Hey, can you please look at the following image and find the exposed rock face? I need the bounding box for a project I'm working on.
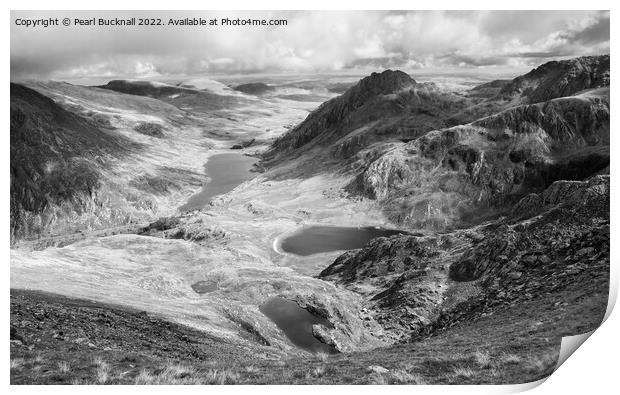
[138,214,229,244]
[451,55,610,124]
[10,83,134,241]
[448,176,609,285]
[262,56,609,231]
[306,56,610,343]
[497,55,610,104]
[321,173,609,342]
[267,69,415,154]
[231,138,256,150]
[291,293,386,352]
[320,236,439,286]
[263,70,468,169]
[355,85,609,230]
[510,174,609,221]
[319,233,463,342]
[264,56,609,174]
[134,122,164,137]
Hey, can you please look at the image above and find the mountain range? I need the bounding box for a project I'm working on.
[10,54,610,384]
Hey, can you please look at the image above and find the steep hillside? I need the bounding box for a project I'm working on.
[321,174,609,342]
[451,55,610,123]
[263,55,610,180]
[496,55,610,104]
[355,89,609,229]
[262,70,469,172]
[10,83,136,241]
[262,56,609,230]
[10,175,608,384]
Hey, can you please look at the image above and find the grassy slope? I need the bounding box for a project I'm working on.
[11,248,607,385]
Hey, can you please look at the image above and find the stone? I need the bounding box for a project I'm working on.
[577,247,595,257]
[539,255,551,264]
[507,272,522,280]
[367,365,389,374]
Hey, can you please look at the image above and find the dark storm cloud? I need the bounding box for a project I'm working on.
[10,10,610,81]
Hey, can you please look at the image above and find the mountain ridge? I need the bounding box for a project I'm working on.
[264,54,610,230]
[263,70,466,171]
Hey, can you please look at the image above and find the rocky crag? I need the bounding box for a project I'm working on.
[264,55,609,231]
[262,70,470,174]
[320,175,609,342]
[264,54,610,346]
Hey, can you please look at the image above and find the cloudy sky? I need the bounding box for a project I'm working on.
[11,10,610,81]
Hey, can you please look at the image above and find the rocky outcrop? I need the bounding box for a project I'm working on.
[263,71,468,169]
[138,214,229,244]
[320,236,438,287]
[291,294,386,352]
[512,175,609,219]
[231,138,256,150]
[266,70,415,153]
[496,55,610,104]
[316,60,610,337]
[320,171,609,343]
[355,89,609,230]
[319,233,465,342]
[134,122,164,137]
[450,175,609,282]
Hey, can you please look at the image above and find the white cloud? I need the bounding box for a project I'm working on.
[10,10,609,81]
[353,35,387,59]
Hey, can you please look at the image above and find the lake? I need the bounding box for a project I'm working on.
[179,153,257,211]
[259,297,338,354]
[279,225,408,256]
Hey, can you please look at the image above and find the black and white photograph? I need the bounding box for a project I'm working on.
[8,4,614,388]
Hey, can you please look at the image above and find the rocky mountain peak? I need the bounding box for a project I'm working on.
[498,54,609,103]
[350,69,416,97]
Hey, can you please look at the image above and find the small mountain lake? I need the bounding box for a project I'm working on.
[278,225,408,256]
[179,153,257,211]
[259,297,338,354]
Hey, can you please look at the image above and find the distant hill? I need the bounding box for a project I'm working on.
[97,79,255,113]
[97,80,196,98]
[233,82,276,95]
